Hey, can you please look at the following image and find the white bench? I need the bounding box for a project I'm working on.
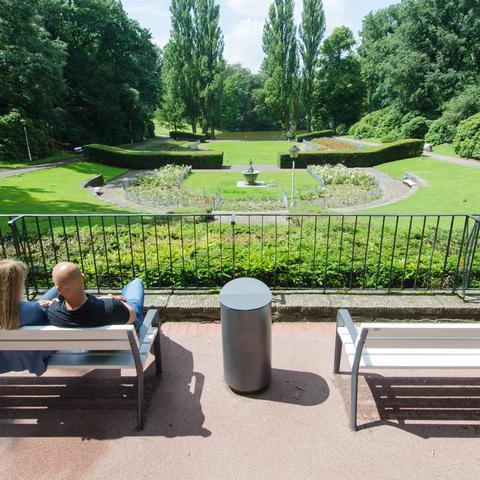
[0,309,161,430]
[333,309,480,431]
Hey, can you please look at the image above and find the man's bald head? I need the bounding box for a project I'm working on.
[52,262,85,297]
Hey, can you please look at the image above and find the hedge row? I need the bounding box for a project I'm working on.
[278,139,424,168]
[169,131,208,142]
[83,144,223,169]
[296,130,333,142]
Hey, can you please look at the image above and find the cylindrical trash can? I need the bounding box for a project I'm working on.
[220,277,272,393]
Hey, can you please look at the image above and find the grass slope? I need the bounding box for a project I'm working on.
[0,162,128,216]
[432,143,460,158]
[0,151,77,169]
[369,157,480,214]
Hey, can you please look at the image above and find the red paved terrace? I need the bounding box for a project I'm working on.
[1,322,479,480]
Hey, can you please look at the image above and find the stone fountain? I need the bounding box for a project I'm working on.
[237,160,268,188]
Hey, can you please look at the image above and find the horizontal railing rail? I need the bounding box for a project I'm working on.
[1,213,479,296]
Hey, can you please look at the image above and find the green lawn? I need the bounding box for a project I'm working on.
[369,157,480,214]
[201,140,300,165]
[0,162,128,216]
[0,151,77,169]
[183,171,318,200]
[432,143,460,158]
[214,131,306,141]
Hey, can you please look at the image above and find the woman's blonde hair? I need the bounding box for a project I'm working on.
[0,259,27,330]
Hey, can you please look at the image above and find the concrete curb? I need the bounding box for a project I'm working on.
[141,293,480,322]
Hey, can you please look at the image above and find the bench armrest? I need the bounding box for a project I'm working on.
[142,309,160,331]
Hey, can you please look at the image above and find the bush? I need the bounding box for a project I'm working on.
[426,85,480,146]
[278,139,424,168]
[401,116,430,139]
[169,131,208,142]
[349,108,403,140]
[0,109,54,161]
[83,144,223,169]
[453,113,480,159]
[296,130,333,142]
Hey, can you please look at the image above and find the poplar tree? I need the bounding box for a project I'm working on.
[299,0,325,131]
[262,0,298,132]
[194,0,225,136]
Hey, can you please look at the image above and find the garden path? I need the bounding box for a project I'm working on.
[0,157,81,180]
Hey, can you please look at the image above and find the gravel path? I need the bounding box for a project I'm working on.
[0,157,81,180]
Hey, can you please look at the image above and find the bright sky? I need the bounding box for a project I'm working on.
[122,0,398,72]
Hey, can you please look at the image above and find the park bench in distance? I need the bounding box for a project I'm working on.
[334,309,480,431]
[0,309,161,430]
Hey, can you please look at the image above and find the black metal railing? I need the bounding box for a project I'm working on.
[1,213,479,296]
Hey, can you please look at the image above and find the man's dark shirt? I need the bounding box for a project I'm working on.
[47,294,129,328]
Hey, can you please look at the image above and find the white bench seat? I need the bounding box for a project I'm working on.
[0,309,162,429]
[334,309,480,430]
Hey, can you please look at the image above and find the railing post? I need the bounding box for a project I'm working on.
[462,215,480,298]
[231,213,236,279]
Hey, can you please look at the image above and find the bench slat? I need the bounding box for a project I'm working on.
[0,339,132,351]
[48,351,148,369]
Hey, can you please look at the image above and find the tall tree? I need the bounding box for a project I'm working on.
[262,0,298,132]
[299,0,325,132]
[0,0,66,159]
[168,0,199,132]
[316,26,365,132]
[193,0,225,136]
[39,0,161,145]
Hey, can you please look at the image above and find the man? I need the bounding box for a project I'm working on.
[46,262,144,331]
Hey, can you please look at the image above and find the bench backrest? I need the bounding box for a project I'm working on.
[362,323,480,350]
[0,325,138,351]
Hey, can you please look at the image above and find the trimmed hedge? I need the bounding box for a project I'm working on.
[296,130,333,142]
[83,144,223,169]
[169,131,208,142]
[278,139,424,168]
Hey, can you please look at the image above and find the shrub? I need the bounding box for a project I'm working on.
[400,116,430,139]
[83,144,223,169]
[169,131,208,142]
[426,85,480,145]
[0,109,54,161]
[278,139,424,168]
[453,113,480,159]
[296,130,333,142]
[349,108,403,140]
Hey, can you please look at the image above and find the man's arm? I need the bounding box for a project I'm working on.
[122,301,137,325]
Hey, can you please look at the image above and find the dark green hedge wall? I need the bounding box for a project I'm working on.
[83,144,223,169]
[278,139,424,168]
[296,130,334,142]
[169,131,208,142]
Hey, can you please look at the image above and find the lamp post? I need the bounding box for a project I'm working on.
[289,145,300,207]
[20,119,32,162]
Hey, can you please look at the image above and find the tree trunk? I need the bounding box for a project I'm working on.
[191,115,197,133]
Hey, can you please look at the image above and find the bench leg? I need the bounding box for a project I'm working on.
[154,330,162,376]
[136,369,144,431]
[350,329,368,432]
[333,330,342,374]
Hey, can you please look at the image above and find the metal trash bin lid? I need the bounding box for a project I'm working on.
[220,277,272,311]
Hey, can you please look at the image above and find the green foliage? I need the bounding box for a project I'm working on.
[453,113,480,159]
[262,0,298,131]
[426,84,480,145]
[358,1,480,116]
[9,218,476,290]
[400,115,430,139]
[170,131,208,142]
[0,110,54,161]
[278,139,424,168]
[296,130,333,142]
[299,0,326,132]
[84,144,224,169]
[315,26,365,132]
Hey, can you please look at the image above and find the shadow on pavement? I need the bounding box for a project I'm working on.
[0,334,211,439]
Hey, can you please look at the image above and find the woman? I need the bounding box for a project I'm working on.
[0,259,58,375]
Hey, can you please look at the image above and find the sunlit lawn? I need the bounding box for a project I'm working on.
[369,157,480,214]
[432,143,460,158]
[0,151,77,169]
[0,162,128,216]
[200,140,300,165]
[183,170,318,200]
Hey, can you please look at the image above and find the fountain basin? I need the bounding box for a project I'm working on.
[242,170,260,185]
